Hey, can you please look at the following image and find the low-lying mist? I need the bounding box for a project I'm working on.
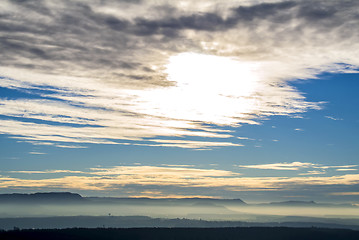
[1,202,358,221]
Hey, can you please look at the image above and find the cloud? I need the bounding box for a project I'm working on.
[160,164,196,167]
[1,0,359,148]
[336,169,358,171]
[1,165,359,195]
[136,139,243,149]
[129,192,215,199]
[237,136,255,140]
[8,170,84,174]
[238,162,316,170]
[325,116,343,121]
[54,144,88,149]
[29,151,46,155]
[294,128,304,131]
[88,165,239,178]
[299,170,326,176]
[237,136,249,140]
[315,165,358,170]
[238,162,358,172]
[330,192,359,196]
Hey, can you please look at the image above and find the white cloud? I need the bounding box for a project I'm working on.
[88,165,239,178]
[160,164,196,167]
[238,162,317,170]
[29,151,46,155]
[315,165,358,170]
[142,139,243,149]
[294,128,304,131]
[330,192,359,196]
[299,171,326,176]
[239,162,359,173]
[54,145,88,149]
[1,165,359,193]
[0,0,358,148]
[238,136,255,140]
[336,169,358,171]
[237,136,249,140]
[325,116,343,121]
[9,170,84,174]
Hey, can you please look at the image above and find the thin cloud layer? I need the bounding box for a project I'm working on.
[238,162,358,173]
[1,165,359,198]
[238,162,317,170]
[1,0,359,148]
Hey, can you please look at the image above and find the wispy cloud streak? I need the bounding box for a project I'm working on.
[238,162,358,175]
[1,165,359,194]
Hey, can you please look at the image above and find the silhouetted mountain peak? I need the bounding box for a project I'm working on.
[269,200,317,206]
[0,192,84,203]
[32,192,83,198]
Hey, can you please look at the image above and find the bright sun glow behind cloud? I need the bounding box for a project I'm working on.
[4,0,357,149]
[167,53,259,98]
[0,51,322,149]
[130,53,262,125]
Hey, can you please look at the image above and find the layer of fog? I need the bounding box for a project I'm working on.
[1,203,358,221]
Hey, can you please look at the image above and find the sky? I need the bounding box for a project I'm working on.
[0,0,359,203]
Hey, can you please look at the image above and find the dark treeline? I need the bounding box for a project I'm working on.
[1,216,359,230]
[1,227,359,240]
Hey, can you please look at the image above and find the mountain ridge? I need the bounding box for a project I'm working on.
[0,192,246,204]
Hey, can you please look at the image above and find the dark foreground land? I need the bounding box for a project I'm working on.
[1,227,359,240]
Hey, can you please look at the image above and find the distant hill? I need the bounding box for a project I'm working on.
[2,192,358,208]
[268,201,317,206]
[264,201,357,208]
[0,192,248,210]
[83,196,247,206]
[0,192,84,203]
[86,196,246,202]
[0,192,246,205]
